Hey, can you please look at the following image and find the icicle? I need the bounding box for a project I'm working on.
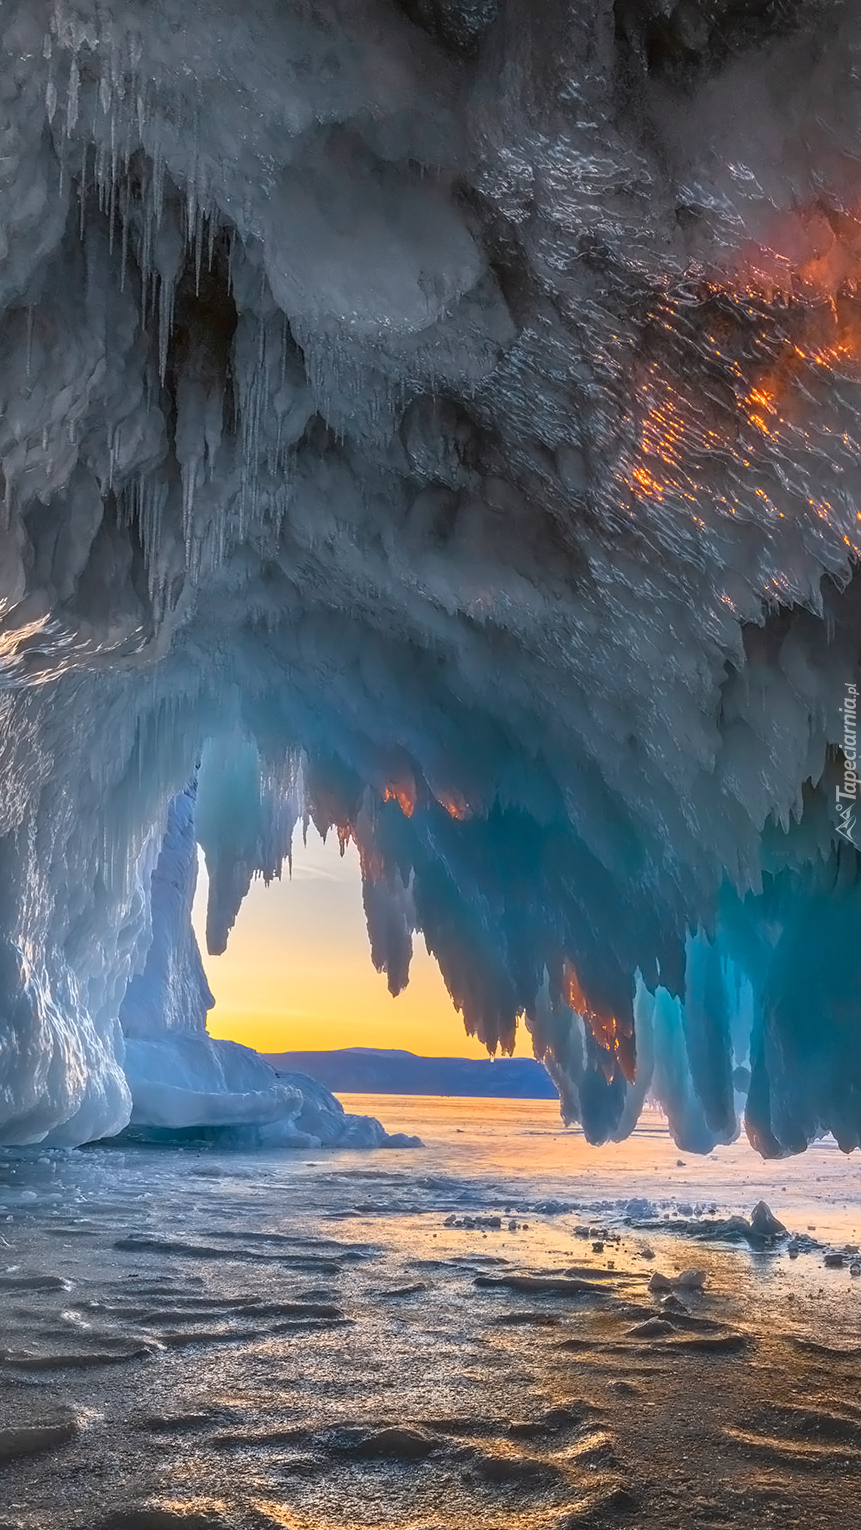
[120,165,131,293]
[65,55,79,135]
[158,272,175,385]
[107,106,118,255]
[78,138,89,241]
[139,176,154,325]
[194,209,205,296]
[154,146,166,231]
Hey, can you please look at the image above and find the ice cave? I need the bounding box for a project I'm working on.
[2,0,861,1160]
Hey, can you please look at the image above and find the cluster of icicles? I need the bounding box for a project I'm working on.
[0,0,860,1155]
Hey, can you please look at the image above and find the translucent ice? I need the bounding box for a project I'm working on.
[0,1,860,1153]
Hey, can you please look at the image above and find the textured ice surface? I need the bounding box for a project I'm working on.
[1,1103,861,1529]
[0,1,861,1151]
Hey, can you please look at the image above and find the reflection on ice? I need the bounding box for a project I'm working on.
[0,1101,860,1526]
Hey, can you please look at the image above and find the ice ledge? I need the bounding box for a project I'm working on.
[120,1031,422,1149]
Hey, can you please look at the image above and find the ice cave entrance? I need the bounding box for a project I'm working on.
[191,827,534,1064]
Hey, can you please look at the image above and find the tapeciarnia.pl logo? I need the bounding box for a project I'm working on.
[836,682,858,848]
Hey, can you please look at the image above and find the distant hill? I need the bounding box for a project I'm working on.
[264,1047,558,1100]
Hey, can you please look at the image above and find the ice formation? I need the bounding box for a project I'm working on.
[119,784,417,1146]
[1,0,861,1154]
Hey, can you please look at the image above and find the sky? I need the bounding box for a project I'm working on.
[191,827,534,1059]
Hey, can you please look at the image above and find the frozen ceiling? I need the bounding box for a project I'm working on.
[0,0,860,1154]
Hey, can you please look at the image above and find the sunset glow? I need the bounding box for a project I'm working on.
[193,828,535,1059]
[563,960,636,1085]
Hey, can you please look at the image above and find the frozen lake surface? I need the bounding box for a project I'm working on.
[1,1099,860,1529]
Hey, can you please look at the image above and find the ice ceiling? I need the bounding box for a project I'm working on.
[1,0,860,1155]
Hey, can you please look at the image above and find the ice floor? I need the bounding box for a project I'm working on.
[1,1100,860,1529]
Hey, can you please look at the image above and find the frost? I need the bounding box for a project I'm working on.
[0,1,860,1152]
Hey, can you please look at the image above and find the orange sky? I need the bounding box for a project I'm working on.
[192,828,534,1059]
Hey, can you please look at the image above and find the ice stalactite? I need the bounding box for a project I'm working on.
[120,785,214,1040]
[0,0,861,1152]
[120,779,419,1145]
[118,781,296,1135]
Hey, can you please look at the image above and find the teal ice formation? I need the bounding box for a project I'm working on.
[1,0,860,1155]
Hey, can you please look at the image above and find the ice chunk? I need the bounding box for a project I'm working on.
[749,1202,788,1240]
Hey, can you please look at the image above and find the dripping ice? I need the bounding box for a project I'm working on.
[0,0,860,1153]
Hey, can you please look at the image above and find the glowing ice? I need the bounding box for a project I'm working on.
[0,1,860,1153]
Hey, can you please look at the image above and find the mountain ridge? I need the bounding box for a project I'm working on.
[264,1046,558,1099]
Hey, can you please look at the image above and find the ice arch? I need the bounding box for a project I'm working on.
[1,0,861,1154]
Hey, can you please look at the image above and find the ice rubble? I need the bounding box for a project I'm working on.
[1,1,861,1153]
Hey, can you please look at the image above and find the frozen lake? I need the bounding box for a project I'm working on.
[1,1098,860,1529]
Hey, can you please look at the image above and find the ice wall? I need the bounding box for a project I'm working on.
[0,0,860,1153]
[118,779,415,1145]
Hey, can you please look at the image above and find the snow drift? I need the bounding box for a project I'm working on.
[1,0,861,1154]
